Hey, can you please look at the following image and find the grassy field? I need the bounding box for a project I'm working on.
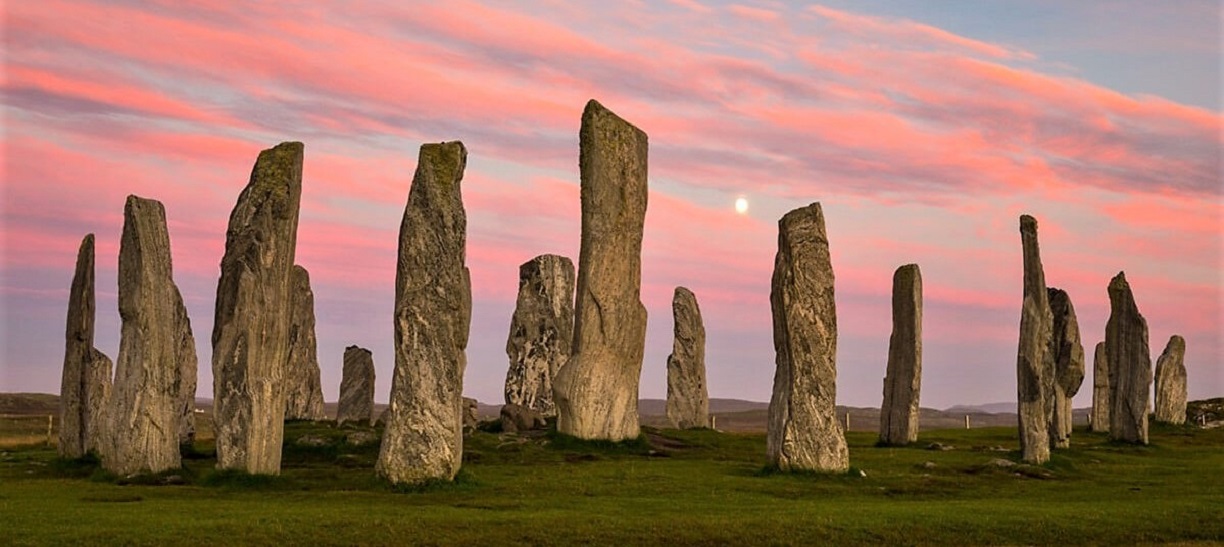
[2,418,1222,546]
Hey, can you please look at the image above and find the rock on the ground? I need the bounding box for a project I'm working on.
[212,142,303,475]
[58,234,113,459]
[766,203,849,472]
[554,100,649,442]
[1047,287,1085,449]
[285,265,326,421]
[337,346,375,425]
[462,397,479,430]
[879,264,922,446]
[1015,215,1054,464]
[1105,272,1151,444]
[504,254,575,417]
[376,141,471,484]
[1089,341,1109,432]
[501,403,547,433]
[1154,335,1187,425]
[667,287,709,429]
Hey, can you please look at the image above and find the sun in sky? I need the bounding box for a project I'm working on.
[734,197,749,215]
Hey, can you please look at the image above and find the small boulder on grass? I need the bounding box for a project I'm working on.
[501,403,546,433]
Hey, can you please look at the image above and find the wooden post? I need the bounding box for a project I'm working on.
[965,415,970,429]
[46,415,54,446]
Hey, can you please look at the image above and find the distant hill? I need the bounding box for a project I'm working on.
[945,402,1017,414]
[0,393,59,416]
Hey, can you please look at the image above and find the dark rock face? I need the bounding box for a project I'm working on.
[666,287,709,429]
[104,196,189,475]
[285,265,326,421]
[1154,335,1187,425]
[58,234,113,458]
[879,264,922,446]
[337,345,375,426]
[1047,288,1085,449]
[554,100,649,442]
[500,403,547,433]
[1089,341,1109,432]
[212,142,303,475]
[1106,272,1151,444]
[1015,215,1053,464]
[376,141,471,485]
[766,203,848,472]
[504,254,575,417]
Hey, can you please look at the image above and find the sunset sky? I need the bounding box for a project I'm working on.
[3,1,1220,409]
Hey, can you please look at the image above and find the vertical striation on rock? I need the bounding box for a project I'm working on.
[1046,288,1085,449]
[58,234,113,458]
[212,142,303,474]
[766,203,849,472]
[1154,335,1187,425]
[172,287,198,447]
[376,141,471,484]
[104,196,187,475]
[504,254,575,417]
[554,100,649,442]
[1089,341,1109,432]
[666,287,709,429]
[337,345,375,425]
[285,265,326,421]
[1015,215,1054,464]
[1106,272,1151,444]
[879,264,922,446]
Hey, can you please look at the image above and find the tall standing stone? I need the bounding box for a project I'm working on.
[58,234,113,458]
[172,288,198,447]
[1106,272,1151,444]
[103,196,187,475]
[879,263,922,446]
[553,100,649,442]
[1047,288,1085,449]
[666,287,709,429]
[1154,335,1187,425]
[285,265,326,421]
[1015,214,1054,464]
[766,203,849,472]
[504,254,575,417]
[1089,341,1109,432]
[337,346,375,425]
[212,142,303,474]
[376,141,471,484]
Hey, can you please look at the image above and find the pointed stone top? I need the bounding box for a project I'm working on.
[779,202,826,233]
[1019,214,1038,233]
[293,264,309,278]
[582,99,647,140]
[1165,334,1186,352]
[125,194,166,215]
[674,286,695,300]
[251,142,304,188]
[81,233,96,247]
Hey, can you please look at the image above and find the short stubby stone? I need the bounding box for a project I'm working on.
[376,141,471,485]
[554,100,649,442]
[285,265,326,421]
[462,397,479,430]
[766,203,849,472]
[1047,287,1085,449]
[1154,335,1187,425]
[501,403,547,433]
[1089,341,1109,432]
[1015,215,1054,464]
[879,264,922,446]
[1106,272,1151,444]
[504,254,575,417]
[666,287,709,429]
[337,345,375,425]
[212,142,303,475]
[58,234,113,459]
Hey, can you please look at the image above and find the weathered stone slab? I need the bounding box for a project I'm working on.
[58,234,113,458]
[1154,335,1187,425]
[1015,215,1053,464]
[554,100,649,442]
[172,287,198,447]
[1089,341,1109,432]
[501,403,547,433]
[666,287,709,429]
[1106,272,1151,444]
[879,263,922,446]
[337,345,375,426]
[1047,287,1085,449]
[285,265,326,421]
[504,254,575,417]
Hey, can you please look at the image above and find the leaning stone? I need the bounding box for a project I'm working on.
[1154,335,1187,425]
[284,265,326,421]
[1015,215,1053,464]
[879,264,922,446]
[1089,341,1109,432]
[212,142,303,474]
[666,287,709,429]
[1047,288,1085,449]
[766,203,849,472]
[376,141,471,484]
[501,403,547,433]
[504,254,575,417]
[172,287,198,448]
[554,100,649,442]
[1106,272,1151,444]
[337,346,375,426]
[58,234,113,459]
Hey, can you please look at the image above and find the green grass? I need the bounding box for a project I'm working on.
[2,420,1222,545]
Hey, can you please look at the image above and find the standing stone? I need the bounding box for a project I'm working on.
[58,234,113,458]
[766,203,849,472]
[285,265,326,421]
[1015,215,1054,464]
[376,141,471,484]
[212,142,303,474]
[1106,272,1151,444]
[337,346,375,425]
[1089,341,1109,432]
[553,100,649,442]
[504,254,575,417]
[462,397,479,430]
[879,264,922,446]
[172,288,198,447]
[103,196,187,475]
[666,287,709,429]
[1047,288,1085,448]
[1154,335,1187,425]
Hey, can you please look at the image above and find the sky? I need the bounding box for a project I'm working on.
[2,0,1220,410]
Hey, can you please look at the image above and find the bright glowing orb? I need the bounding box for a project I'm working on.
[734,197,749,214]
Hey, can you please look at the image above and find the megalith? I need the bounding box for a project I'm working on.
[172,287,198,447]
[337,345,375,425]
[1015,214,1054,464]
[666,286,709,429]
[212,142,303,474]
[1105,272,1151,444]
[1047,287,1085,448]
[1153,335,1187,425]
[504,254,575,417]
[58,234,113,458]
[766,203,849,472]
[376,141,471,484]
[879,263,922,446]
[1089,341,1109,432]
[553,100,649,442]
[285,265,326,421]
